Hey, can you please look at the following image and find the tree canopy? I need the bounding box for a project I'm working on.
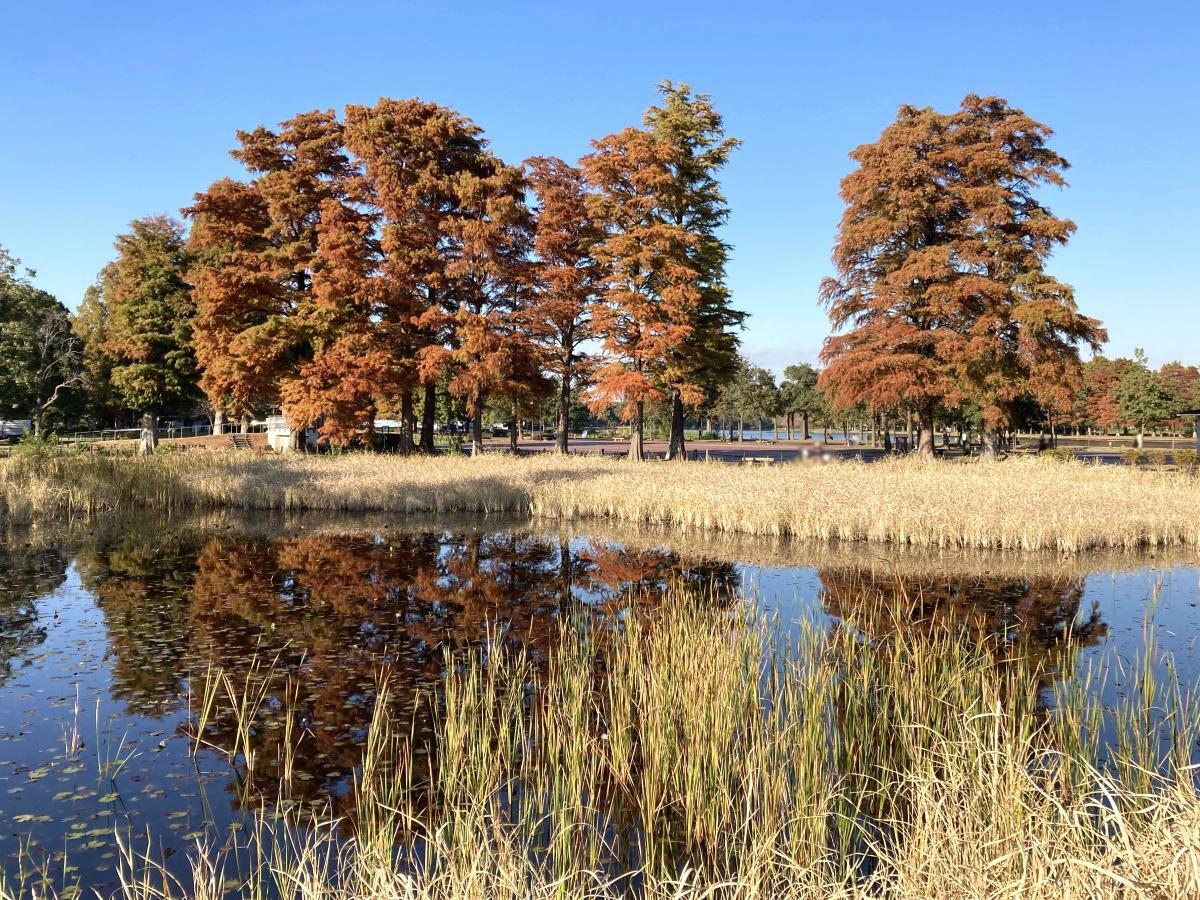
[819,95,1106,456]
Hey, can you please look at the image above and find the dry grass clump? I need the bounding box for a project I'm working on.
[3,450,1198,552]
[13,590,1195,900]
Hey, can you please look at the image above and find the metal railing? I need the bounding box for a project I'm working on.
[55,422,268,444]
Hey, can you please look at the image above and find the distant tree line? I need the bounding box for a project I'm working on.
[2,89,1193,457]
[707,354,1200,449]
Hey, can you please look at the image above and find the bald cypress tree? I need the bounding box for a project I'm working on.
[820,95,1105,457]
[583,81,742,461]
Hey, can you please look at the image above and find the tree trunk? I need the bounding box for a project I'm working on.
[737,416,744,442]
[420,382,436,453]
[557,374,570,454]
[667,390,686,460]
[213,410,226,436]
[917,402,935,458]
[400,390,415,454]
[801,411,810,441]
[139,412,158,456]
[628,401,645,461]
[981,430,1000,459]
[471,408,484,457]
[1136,424,1144,449]
[508,405,518,454]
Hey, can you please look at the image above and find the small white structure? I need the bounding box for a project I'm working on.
[266,415,293,452]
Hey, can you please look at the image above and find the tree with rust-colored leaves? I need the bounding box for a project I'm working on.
[820,95,1105,457]
[583,82,742,461]
[186,111,355,444]
[524,156,603,453]
[343,98,491,452]
[417,154,542,456]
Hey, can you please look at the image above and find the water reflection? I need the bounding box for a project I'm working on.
[820,568,1109,685]
[0,519,1174,893]
[0,545,63,683]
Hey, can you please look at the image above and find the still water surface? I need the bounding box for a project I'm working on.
[1,515,1197,894]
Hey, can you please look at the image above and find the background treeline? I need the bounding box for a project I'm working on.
[710,355,1200,448]
[2,87,1195,456]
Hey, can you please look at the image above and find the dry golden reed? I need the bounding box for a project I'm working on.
[6,589,1196,900]
[3,451,1198,552]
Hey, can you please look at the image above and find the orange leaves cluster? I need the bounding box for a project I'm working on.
[186,101,543,446]
[184,84,742,451]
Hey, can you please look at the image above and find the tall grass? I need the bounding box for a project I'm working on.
[4,451,1198,552]
[8,589,1186,900]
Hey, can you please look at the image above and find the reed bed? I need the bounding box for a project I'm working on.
[2,450,1198,552]
[7,589,1197,899]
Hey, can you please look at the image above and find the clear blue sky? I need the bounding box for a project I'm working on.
[2,1,1196,374]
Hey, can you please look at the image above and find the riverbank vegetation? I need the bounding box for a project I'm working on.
[3,451,1197,552]
[4,587,1196,899]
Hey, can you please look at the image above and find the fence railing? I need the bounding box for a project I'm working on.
[55,422,268,444]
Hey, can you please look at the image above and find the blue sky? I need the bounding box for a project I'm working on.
[2,1,1196,374]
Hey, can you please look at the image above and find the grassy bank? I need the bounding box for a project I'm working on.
[2,450,1198,552]
[6,589,1196,899]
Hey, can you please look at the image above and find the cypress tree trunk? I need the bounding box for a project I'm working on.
[981,430,1000,459]
[509,404,519,454]
[139,412,158,456]
[917,402,935,458]
[400,390,415,454]
[628,401,645,461]
[557,374,570,454]
[471,408,484,457]
[667,390,686,460]
[802,411,811,441]
[213,410,226,436]
[420,382,436,453]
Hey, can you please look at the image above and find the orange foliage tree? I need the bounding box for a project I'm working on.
[820,95,1106,457]
[342,98,492,452]
[524,156,603,453]
[186,111,356,443]
[582,82,742,460]
[417,154,544,455]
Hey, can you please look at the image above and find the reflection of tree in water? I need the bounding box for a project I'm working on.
[72,524,744,817]
[0,547,65,683]
[75,533,202,713]
[818,568,1109,691]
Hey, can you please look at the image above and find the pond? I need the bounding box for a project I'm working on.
[1,513,1197,895]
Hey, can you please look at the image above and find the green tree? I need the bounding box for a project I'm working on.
[100,217,200,453]
[1114,350,1174,448]
[71,273,118,425]
[779,363,823,440]
[715,358,778,441]
[0,247,82,433]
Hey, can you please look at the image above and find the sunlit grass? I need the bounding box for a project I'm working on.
[4,451,1197,553]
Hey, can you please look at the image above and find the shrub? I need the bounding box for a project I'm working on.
[1038,448,1074,462]
[1119,448,1144,465]
[1172,448,1197,469]
[1145,449,1168,466]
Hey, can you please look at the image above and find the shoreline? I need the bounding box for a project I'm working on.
[2,451,1198,554]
